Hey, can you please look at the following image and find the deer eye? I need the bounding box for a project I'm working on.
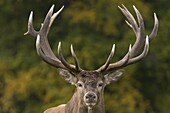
[98,82,104,87]
[77,82,84,88]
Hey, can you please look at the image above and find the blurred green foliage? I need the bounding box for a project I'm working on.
[0,0,169,113]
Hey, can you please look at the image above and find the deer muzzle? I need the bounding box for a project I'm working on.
[84,91,97,107]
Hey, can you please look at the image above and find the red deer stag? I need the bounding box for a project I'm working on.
[25,4,158,113]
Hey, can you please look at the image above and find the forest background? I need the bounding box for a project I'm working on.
[0,0,169,113]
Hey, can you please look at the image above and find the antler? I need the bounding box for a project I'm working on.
[97,5,158,73]
[25,5,82,73]
[25,4,158,74]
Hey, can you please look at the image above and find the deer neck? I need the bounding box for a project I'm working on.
[65,90,105,113]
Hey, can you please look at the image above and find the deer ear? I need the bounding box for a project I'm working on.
[58,69,77,85]
[104,69,125,85]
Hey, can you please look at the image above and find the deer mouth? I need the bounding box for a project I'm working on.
[85,102,96,107]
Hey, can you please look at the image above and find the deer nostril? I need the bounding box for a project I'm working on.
[86,94,96,99]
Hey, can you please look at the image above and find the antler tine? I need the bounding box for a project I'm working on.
[149,13,159,41]
[39,4,55,35]
[118,5,138,33]
[58,42,80,73]
[133,5,144,32]
[128,36,149,65]
[49,6,64,30]
[71,44,82,71]
[97,44,115,72]
[131,5,145,56]
[24,11,38,37]
[104,44,132,72]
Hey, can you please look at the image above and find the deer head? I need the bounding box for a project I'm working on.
[25,4,158,113]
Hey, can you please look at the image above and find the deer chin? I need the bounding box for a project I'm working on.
[85,102,96,108]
